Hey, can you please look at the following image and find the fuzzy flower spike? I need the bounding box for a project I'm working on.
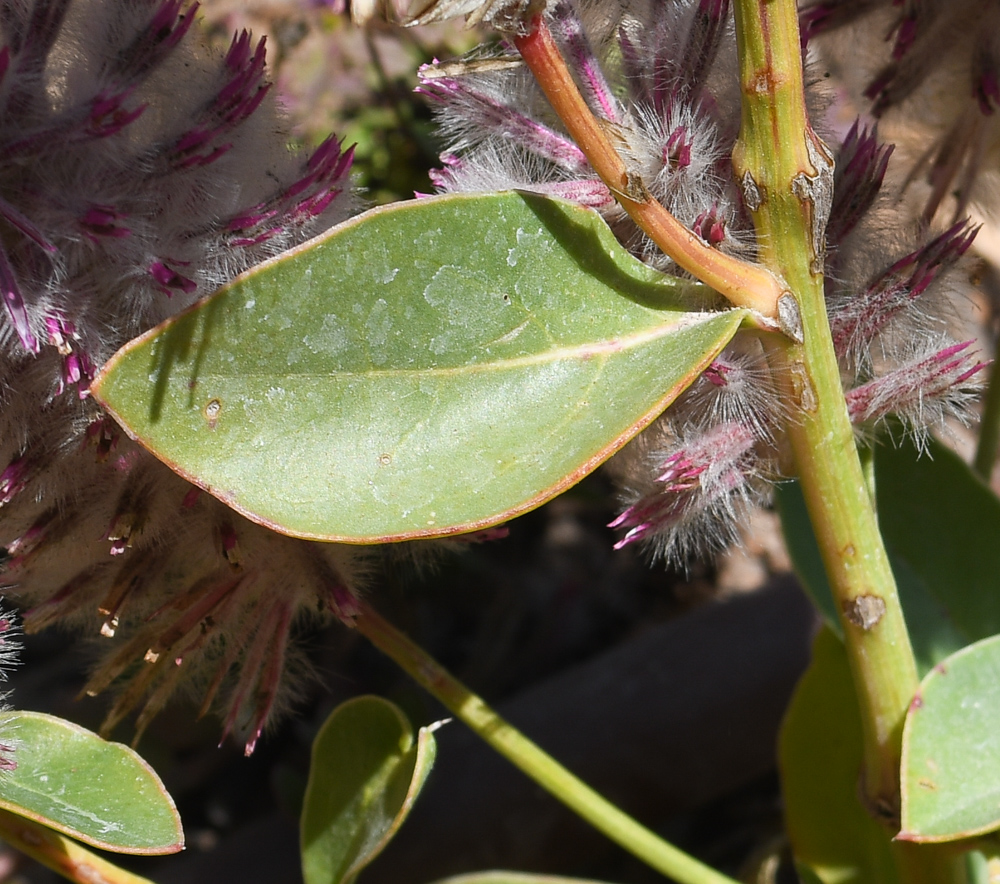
[800,0,1000,223]
[420,0,987,565]
[0,0,361,754]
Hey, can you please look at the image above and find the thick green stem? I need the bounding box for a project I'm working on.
[730,0,918,828]
[353,600,740,884]
[0,809,158,884]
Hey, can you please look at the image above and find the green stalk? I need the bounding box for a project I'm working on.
[730,0,965,879]
[353,600,740,884]
[730,0,918,821]
[0,809,158,884]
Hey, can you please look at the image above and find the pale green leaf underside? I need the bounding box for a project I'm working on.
[0,712,182,854]
[901,635,1000,842]
[93,191,744,542]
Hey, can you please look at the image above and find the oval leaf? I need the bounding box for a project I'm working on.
[900,634,1000,842]
[92,191,745,542]
[0,711,183,854]
[300,696,437,884]
[779,628,898,884]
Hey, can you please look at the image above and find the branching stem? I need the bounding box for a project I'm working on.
[513,18,786,319]
[354,599,740,884]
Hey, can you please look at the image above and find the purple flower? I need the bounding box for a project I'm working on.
[0,0,359,753]
[800,0,1000,223]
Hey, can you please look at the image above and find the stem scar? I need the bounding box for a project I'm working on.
[842,594,887,630]
[778,293,803,342]
[740,170,763,212]
[789,130,835,274]
[789,361,816,412]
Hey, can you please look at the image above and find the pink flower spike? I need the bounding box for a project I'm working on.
[114,0,198,80]
[417,69,590,173]
[680,0,732,99]
[831,221,977,356]
[610,422,757,562]
[890,11,918,61]
[550,1,620,123]
[45,314,76,352]
[664,126,693,170]
[241,603,292,756]
[88,89,146,138]
[149,261,197,295]
[702,360,731,387]
[846,340,988,435]
[0,455,33,507]
[693,205,726,246]
[0,195,56,253]
[80,205,131,240]
[973,35,1000,115]
[536,179,614,208]
[0,245,38,352]
[827,120,893,246]
[328,582,361,626]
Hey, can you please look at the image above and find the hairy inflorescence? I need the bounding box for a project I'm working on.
[800,0,1000,224]
[419,0,987,565]
[0,0,363,754]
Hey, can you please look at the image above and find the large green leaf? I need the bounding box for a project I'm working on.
[300,696,437,884]
[779,628,898,884]
[0,711,182,854]
[900,635,1000,842]
[92,192,745,542]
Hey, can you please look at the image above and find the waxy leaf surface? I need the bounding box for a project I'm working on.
[901,635,1000,841]
[92,192,744,541]
[300,696,437,884]
[0,712,182,853]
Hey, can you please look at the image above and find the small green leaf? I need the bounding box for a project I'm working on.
[300,696,437,884]
[92,192,745,542]
[965,852,992,884]
[876,437,1000,641]
[900,635,1000,842]
[779,628,898,884]
[0,711,182,854]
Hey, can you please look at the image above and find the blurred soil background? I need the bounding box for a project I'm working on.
[2,3,996,882]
